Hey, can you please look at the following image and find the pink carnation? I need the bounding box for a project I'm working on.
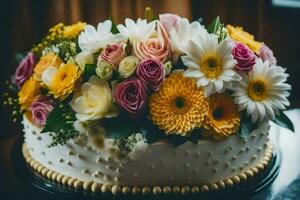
[136,58,165,91]
[232,43,256,72]
[14,52,36,86]
[100,43,126,69]
[159,13,181,33]
[259,43,277,66]
[30,96,54,126]
[114,78,148,117]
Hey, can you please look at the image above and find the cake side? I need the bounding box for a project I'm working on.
[24,115,271,188]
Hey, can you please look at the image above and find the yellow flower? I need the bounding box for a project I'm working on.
[203,94,240,140]
[18,77,40,110]
[63,22,86,39]
[70,76,118,122]
[33,53,63,82]
[48,63,81,100]
[226,25,262,54]
[150,72,208,136]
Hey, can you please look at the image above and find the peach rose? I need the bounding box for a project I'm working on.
[132,22,171,63]
[99,43,126,70]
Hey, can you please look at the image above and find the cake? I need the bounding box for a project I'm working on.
[6,9,294,196]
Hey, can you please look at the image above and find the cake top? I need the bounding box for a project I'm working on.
[5,8,294,150]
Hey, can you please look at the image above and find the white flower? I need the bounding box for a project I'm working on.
[169,18,208,56]
[75,51,94,71]
[182,34,240,96]
[70,76,118,122]
[232,59,291,122]
[117,18,156,43]
[41,66,58,87]
[78,20,126,53]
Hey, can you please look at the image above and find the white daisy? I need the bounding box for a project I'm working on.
[182,34,240,96]
[169,18,208,56]
[78,20,126,53]
[117,18,156,43]
[232,58,291,122]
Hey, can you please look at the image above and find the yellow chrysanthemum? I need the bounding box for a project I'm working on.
[63,22,86,39]
[49,63,81,100]
[226,25,262,54]
[150,72,208,136]
[33,53,63,82]
[203,94,240,140]
[18,77,40,110]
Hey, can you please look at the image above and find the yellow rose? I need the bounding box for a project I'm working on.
[70,76,118,122]
[63,22,86,39]
[18,77,40,110]
[42,63,81,100]
[33,53,63,81]
[226,25,262,54]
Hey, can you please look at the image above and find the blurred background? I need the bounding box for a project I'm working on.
[0,0,299,199]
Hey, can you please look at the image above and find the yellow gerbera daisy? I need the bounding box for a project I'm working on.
[63,22,86,39]
[203,94,240,140]
[226,25,262,54]
[45,63,81,100]
[150,72,208,136]
[33,53,63,82]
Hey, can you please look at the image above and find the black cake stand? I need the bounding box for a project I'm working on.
[11,136,281,200]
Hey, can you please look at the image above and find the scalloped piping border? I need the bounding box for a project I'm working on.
[22,142,273,195]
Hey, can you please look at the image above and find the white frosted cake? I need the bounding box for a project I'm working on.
[23,115,273,194]
[7,9,293,196]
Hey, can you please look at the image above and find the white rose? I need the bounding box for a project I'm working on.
[118,56,139,78]
[75,51,94,71]
[70,76,118,121]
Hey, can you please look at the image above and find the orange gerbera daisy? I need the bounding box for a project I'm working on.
[203,93,240,140]
[150,72,208,136]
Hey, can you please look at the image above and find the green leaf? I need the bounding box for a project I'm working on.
[104,114,138,140]
[83,63,96,81]
[207,16,220,34]
[139,119,166,143]
[273,111,294,132]
[42,103,78,146]
[238,114,257,138]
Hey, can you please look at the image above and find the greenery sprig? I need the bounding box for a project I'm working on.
[42,102,79,147]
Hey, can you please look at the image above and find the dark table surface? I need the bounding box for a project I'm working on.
[0,109,299,200]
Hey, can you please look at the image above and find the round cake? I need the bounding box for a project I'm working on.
[6,9,293,196]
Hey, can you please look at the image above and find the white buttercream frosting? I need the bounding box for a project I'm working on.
[23,115,270,186]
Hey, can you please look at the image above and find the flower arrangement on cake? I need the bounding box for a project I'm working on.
[4,8,295,195]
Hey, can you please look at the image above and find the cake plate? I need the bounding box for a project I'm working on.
[12,136,281,200]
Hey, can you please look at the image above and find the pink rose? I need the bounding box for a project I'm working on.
[114,78,148,117]
[100,43,126,69]
[159,13,181,33]
[136,58,164,91]
[14,52,36,86]
[30,96,54,126]
[133,22,171,63]
[259,43,277,66]
[232,43,256,72]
